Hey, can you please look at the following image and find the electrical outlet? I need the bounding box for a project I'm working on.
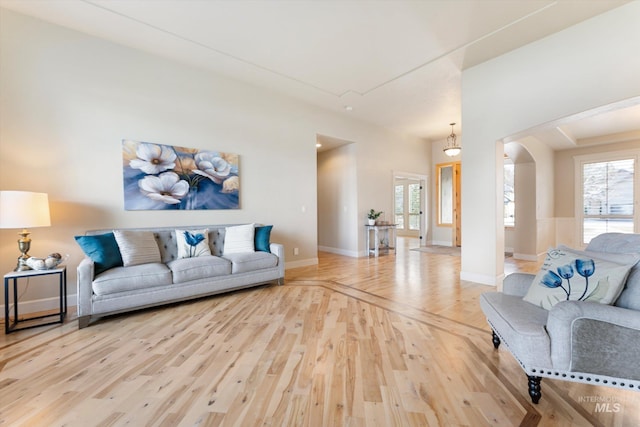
[294,247,299,256]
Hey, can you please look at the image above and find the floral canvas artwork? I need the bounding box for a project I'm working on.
[122,140,239,210]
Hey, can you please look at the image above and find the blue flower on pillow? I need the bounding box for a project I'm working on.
[576,259,596,300]
[541,270,569,299]
[556,264,574,298]
[542,258,596,302]
[184,231,205,257]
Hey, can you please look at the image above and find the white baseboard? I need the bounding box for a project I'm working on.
[513,253,541,261]
[318,246,359,258]
[460,271,503,287]
[1,294,78,316]
[285,258,319,269]
[431,240,453,247]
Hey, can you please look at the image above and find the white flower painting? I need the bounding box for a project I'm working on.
[122,140,239,210]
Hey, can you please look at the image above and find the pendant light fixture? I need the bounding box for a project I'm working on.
[443,122,461,157]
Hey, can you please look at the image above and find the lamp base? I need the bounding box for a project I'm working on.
[16,230,33,271]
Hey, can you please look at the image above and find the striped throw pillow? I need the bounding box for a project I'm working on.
[113,230,161,266]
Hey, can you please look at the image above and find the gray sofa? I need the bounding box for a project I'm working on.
[77,225,284,328]
[480,233,640,403]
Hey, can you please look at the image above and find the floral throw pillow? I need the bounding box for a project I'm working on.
[523,247,638,310]
[175,229,211,258]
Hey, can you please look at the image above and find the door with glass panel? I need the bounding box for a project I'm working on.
[395,179,422,238]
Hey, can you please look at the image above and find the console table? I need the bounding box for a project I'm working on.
[4,266,67,334]
[365,224,397,257]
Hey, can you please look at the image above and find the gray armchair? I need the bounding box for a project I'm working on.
[480,233,640,403]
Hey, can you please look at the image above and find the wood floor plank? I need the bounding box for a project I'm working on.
[1,238,639,426]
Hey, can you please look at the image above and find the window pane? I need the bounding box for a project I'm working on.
[583,159,634,215]
[584,218,634,244]
[395,185,404,215]
[395,214,404,228]
[504,162,515,226]
[582,158,634,244]
[408,183,421,214]
[409,214,420,230]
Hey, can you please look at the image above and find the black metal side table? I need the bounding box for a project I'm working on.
[4,266,67,334]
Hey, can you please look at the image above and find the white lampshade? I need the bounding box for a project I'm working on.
[0,191,51,229]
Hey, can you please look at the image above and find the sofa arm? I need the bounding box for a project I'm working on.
[503,273,536,297]
[270,243,285,279]
[76,257,95,319]
[547,301,640,378]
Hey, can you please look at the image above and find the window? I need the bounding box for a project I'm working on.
[504,159,515,227]
[577,153,638,244]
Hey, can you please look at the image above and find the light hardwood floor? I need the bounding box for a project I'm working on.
[1,239,638,426]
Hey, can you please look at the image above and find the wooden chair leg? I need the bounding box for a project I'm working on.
[492,330,501,349]
[527,375,542,404]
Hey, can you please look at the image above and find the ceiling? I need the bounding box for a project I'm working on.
[1,0,638,146]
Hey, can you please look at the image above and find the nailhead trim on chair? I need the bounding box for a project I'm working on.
[527,368,640,390]
[488,319,640,392]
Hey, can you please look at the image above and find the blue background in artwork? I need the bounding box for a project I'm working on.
[122,144,240,211]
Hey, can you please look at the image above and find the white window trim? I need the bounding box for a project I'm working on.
[574,148,640,248]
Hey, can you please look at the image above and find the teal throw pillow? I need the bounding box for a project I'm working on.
[75,232,123,275]
[254,225,273,253]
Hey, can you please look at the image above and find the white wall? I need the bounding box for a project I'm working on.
[0,9,428,311]
[354,134,430,255]
[317,143,358,256]
[517,137,556,258]
[512,162,537,259]
[461,2,640,286]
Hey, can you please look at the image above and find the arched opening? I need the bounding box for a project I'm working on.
[504,142,537,260]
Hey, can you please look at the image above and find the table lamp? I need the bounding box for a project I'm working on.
[0,191,51,271]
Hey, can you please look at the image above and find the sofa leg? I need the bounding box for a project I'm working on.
[78,316,91,329]
[527,375,542,404]
[492,330,501,349]
[277,277,285,286]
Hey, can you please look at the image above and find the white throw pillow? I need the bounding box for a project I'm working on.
[175,229,211,258]
[523,246,638,310]
[113,230,161,266]
[224,224,255,254]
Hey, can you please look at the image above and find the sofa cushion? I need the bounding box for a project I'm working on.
[480,292,552,369]
[523,247,637,310]
[113,230,161,266]
[254,225,273,253]
[92,263,171,295]
[223,251,278,274]
[175,229,211,258]
[167,256,231,283]
[224,224,255,254]
[75,232,123,275]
